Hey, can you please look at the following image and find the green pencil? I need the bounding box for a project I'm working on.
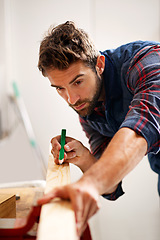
[59,129,66,164]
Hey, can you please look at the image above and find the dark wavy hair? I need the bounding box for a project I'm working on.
[38,21,100,76]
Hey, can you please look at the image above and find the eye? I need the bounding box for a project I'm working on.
[74,80,82,86]
[56,86,64,91]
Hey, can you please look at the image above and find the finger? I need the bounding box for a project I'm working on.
[78,223,88,237]
[52,186,71,200]
[83,196,100,221]
[65,139,82,153]
[51,136,61,153]
[70,189,83,221]
[64,144,77,160]
[37,186,70,205]
[52,150,60,165]
[54,157,60,165]
[37,191,57,205]
[65,151,77,160]
[65,140,84,158]
[51,136,63,164]
[77,202,99,237]
[76,197,92,235]
[64,136,74,144]
[50,135,61,145]
[51,151,60,164]
[70,191,85,236]
[77,194,100,236]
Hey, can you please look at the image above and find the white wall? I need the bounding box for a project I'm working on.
[0,0,159,239]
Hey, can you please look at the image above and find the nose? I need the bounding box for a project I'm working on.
[67,89,79,105]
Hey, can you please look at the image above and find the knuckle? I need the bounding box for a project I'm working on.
[50,137,56,144]
[51,149,56,157]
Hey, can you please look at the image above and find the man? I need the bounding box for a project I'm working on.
[37,21,160,236]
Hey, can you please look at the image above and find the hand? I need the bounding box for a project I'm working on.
[51,136,96,172]
[37,180,101,237]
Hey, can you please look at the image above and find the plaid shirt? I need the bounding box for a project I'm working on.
[79,42,160,199]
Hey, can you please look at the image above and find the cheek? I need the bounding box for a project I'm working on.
[83,83,96,99]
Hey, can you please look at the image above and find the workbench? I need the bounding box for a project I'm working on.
[0,155,92,240]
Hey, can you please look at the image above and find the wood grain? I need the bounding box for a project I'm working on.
[0,194,16,218]
[37,155,79,240]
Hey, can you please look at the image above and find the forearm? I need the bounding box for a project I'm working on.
[78,147,97,172]
[79,127,148,195]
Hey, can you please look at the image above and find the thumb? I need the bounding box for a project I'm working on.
[37,187,69,205]
[37,191,57,205]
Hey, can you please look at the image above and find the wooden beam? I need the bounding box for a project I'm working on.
[37,155,79,240]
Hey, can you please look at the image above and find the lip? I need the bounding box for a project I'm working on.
[74,103,86,110]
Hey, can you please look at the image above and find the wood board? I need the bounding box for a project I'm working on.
[0,194,16,218]
[37,155,79,240]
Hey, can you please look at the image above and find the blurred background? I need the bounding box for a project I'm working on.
[0,0,159,239]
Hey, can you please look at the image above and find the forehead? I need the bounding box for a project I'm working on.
[46,61,91,85]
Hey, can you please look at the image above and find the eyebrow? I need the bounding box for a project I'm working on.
[51,74,84,88]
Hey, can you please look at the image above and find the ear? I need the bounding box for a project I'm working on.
[96,55,105,75]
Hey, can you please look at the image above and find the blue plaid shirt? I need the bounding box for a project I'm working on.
[79,41,160,200]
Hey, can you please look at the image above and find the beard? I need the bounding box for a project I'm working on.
[69,73,103,117]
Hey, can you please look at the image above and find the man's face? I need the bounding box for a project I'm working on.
[46,61,103,117]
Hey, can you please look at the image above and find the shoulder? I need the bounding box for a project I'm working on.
[101,40,160,60]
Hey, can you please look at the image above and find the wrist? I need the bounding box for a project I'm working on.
[77,175,100,197]
[80,148,97,172]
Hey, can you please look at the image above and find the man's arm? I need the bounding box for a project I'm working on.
[79,116,124,199]
[38,127,147,236]
[80,127,147,195]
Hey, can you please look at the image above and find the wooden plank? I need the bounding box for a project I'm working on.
[0,187,43,218]
[0,194,16,218]
[37,155,78,240]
